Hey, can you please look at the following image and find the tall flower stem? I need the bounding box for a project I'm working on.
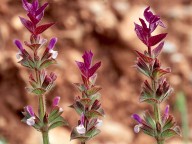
[42,131,49,144]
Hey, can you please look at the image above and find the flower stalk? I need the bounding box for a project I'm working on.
[14,0,68,143]
[70,51,104,143]
[132,6,181,144]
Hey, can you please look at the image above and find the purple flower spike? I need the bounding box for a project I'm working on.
[132,114,142,123]
[14,39,24,51]
[48,38,57,50]
[52,96,60,107]
[26,105,35,117]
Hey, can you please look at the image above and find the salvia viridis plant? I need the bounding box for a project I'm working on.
[14,0,68,144]
[131,7,181,144]
[70,51,104,144]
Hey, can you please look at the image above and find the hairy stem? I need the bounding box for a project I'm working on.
[42,131,49,144]
[154,103,161,123]
[39,95,46,121]
[157,139,164,144]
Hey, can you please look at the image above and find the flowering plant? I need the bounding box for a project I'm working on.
[14,0,68,144]
[70,51,104,144]
[132,7,181,144]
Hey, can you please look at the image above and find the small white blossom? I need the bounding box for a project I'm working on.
[16,51,22,59]
[76,124,86,134]
[134,124,142,133]
[49,49,58,59]
[26,116,36,126]
[59,107,63,113]
[96,119,103,127]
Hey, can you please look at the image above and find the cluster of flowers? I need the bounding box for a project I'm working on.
[132,7,181,144]
[14,0,68,143]
[70,51,104,143]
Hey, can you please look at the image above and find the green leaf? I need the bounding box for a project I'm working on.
[39,59,57,69]
[32,88,46,95]
[70,128,89,142]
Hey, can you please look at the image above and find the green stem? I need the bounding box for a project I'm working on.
[157,139,164,144]
[154,103,161,123]
[42,131,49,144]
[39,95,45,121]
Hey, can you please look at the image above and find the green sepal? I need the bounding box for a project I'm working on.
[48,107,63,123]
[87,118,97,131]
[85,128,101,140]
[85,110,103,119]
[137,66,150,77]
[74,83,86,92]
[159,88,173,103]
[69,101,84,115]
[39,59,57,70]
[90,93,101,103]
[140,97,158,104]
[31,88,46,95]
[152,68,170,79]
[143,111,156,129]
[163,115,176,131]
[70,128,89,142]
[19,59,32,69]
[80,98,91,107]
[86,86,102,96]
[48,116,68,130]
[141,124,155,137]
[161,126,181,138]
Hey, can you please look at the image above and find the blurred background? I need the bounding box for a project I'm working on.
[0,0,192,144]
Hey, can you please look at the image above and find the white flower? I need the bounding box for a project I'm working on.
[26,116,36,126]
[16,51,22,59]
[39,38,47,48]
[76,124,86,134]
[96,119,103,127]
[134,124,142,133]
[49,49,58,59]
[59,107,63,113]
